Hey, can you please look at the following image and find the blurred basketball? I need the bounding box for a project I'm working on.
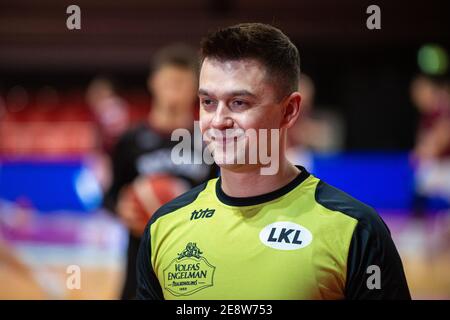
[129,174,190,221]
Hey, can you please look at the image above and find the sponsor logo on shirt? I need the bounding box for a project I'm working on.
[190,208,215,221]
[163,242,216,296]
[259,221,313,250]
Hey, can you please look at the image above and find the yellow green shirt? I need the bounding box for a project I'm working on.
[136,166,410,300]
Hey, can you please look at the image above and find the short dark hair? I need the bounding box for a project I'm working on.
[151,43,199,75]
[200,23,300,99]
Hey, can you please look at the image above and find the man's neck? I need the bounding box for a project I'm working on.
[220,159,301,198]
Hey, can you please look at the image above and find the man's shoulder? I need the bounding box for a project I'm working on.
[119,120,143,135]
[314,182,410,300]
[148,178,217,226]
[314,179,389,234]
[122,120,172,142]
[113,122,144,146]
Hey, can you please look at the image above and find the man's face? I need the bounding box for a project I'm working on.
[199,58,286,171]
[149,65,197,112]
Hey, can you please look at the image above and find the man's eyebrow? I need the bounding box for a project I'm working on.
[198,89,256,98]
[198,89,211,96]
[229,90,256,98]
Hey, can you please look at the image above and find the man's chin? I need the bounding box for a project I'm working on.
[213,156,239,167]
[215,162,241,169]
[213,155,263,172]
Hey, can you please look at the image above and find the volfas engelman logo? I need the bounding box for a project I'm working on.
[163,243,216,296]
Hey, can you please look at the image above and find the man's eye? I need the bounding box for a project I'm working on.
[231,100,247,108]
[201,99,216,108]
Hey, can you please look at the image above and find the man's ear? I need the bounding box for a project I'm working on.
[281,92,301,129]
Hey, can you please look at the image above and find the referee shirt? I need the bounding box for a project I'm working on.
[136,166,411,299]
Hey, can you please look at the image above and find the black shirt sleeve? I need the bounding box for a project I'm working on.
[103,131,137,214]
[136,221,164,300]
[345,217,411,300]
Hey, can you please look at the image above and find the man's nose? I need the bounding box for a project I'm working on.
[211,102,233,129]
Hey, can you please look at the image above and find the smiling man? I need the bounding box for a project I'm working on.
[136,23,411,300]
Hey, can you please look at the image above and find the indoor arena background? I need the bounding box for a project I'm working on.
[0,0,449,299]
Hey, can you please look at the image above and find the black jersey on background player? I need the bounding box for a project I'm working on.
[102,44,215,299]
[104,121,214,299]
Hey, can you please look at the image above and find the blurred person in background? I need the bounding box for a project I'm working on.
[410,75,450,210]
[409,74,450,256]
[287,73,344,170]
[86,76,131,192]
[103,44,215,299]
[86,76,130,155]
